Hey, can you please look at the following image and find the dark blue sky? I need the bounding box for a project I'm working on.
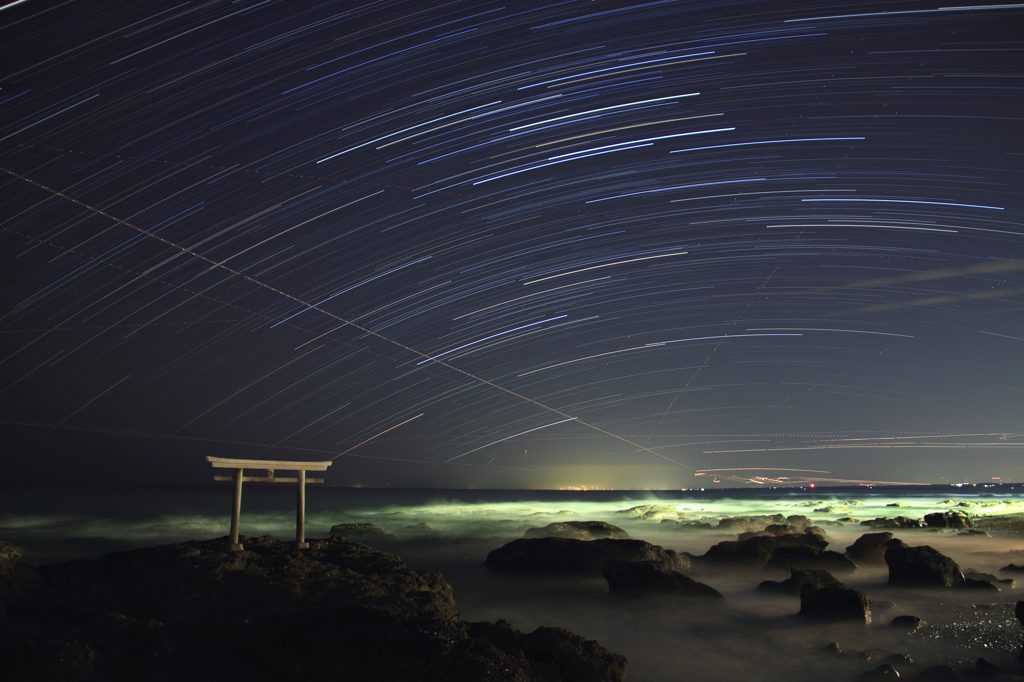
[1,0,1022,488]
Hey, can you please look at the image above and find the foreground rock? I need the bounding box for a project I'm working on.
[763,545,857,573]
[698,527,829,568]
[885,543,965,588]
[603,559,721,598]
[799,587,872,622]
[0,536,627,682]
[524,521,629,540]
[328,522,395,538]
[923,511,974,529]
[486,537,688,575]
[757,568,846,595]
[845,532,895,563]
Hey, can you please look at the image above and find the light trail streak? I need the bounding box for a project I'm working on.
[454,277,609,320]
[33,375,130,441]
[746,328,914,338]
[332,413,423,460]
[2,167,692,470]
[801,198,1003,211]
[523,251,689,284]
[416,315,567,365]
[646,333,802,346]
[696,467,831,473]
[446,417,577,462]
[509,93,699,131]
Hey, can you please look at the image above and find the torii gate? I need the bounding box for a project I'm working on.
[207,456,332,551]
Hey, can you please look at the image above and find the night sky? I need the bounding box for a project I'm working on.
[1,0,1022,489]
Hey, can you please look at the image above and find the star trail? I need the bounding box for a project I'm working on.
[0,0,1021,488]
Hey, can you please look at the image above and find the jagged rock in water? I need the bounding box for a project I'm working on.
[786,515,813,528]
[860,516,921,529]
[715,514,786,532]
[485,537,687,575]
[615,504,682,520]
[602,559,722,598]
[964,569,1013,586]
[1002,563,1024,573]
[799,587,872,622]
[924,511,974,529]
[845,532,895,563]
[756,568,846,595]
[524,521,629,541]
[889,615,927,631]
[763,546,858,573]
[328,522,393,538]
[0,536,627,682]
[916,664,964,680]
[699,528,828,568]
[885,543,966,588]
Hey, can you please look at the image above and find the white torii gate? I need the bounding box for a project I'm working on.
[206,456,332,551]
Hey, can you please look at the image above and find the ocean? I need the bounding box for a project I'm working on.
[3,482,1023,681]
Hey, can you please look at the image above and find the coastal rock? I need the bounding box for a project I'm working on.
[924,511,974,529]
[756,568,846,595]
[524,521,629,540]
[889,615,927,631]
[602,559,722,598]
[0,536,628,682]
[860,516,921,529]
[964,570,1013,587]
[615,504,682,520]
[799,587,871,622]
[857,664,900,680]
[763,546,858,573]
[916,664,964,680]
[700,529,828,567]
[328,522,393,538]
[715,515,786,532]
[885,544,966,588]
[485,537,687,575]
[1002,564,1024,573]
[845,532,896,563]
[786,515,813,527]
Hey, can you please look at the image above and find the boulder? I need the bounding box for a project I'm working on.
[786,515,813,527]
[799,587,871,622]
[756,568,846,595]
[716,515,786,532]
[924,511,974,529]
[615,504,682,520]
[524,521,628,540]
[916,664,963,680]
[763,546,858,573]
[860,516,920,529]
[0,536,628,682]
[1002,563,1024,573]
[602,559,722,598]
[485,537,687,575]
[964,570,1013,587]
[889,615,927,631]
[1016,600,1024,628]
[845,532,895,563]
[700,528,829,567]
[885,544,966,588]
[328,522,393,538]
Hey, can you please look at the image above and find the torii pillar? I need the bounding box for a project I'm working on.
[206,457,332,551]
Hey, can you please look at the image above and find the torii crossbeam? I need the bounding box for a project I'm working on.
[206,456,332,551]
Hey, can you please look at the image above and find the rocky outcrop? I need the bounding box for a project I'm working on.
[763,546,858,573]
[860,516,920,529]
[845,532,895,563]
[799,587,872,622]
[485,537,687,575]
[699,528,828,567]
[0,536,627,682]
[885,543,966,588]
[602,559,722,598]
[524,521,629,540]
[328,522,394,538]
[715,515,786,532]
[923,511,974,529]
[889,615,926,631]
[756,568,846,595]
[615,504,682,520]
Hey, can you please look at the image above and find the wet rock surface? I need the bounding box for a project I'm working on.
[756,567,846,595]
[523,521,629,540]
[846,532,896,563]
[698,527,829,567]
[0,536,627,682]
[485,537,687,575]
[602,559,721,598]
[798,587,872,622]
[885,543,967,588]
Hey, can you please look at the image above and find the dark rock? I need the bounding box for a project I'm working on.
[886,653,914,665]
[1001,564,1024,573]
[924,511,974,529]
[885,544,966,588]
[524,521,629,540]
[757,568,846,595]
[916,664,963,680]
[405,522,434,531]
[975,657,1004,676]
[799,587,871,622]
[485,537,687,575]
[846,532,896,563]
[964,578,999,591]
[0,536,628,682]
[616,504,681,520]
[0,540,23,563]
[763,546,858,573]
[602,559,722,598]
[964,570,1013,586]
[1015,600,1024,628]
[328,522,393,538]
[787,515,813,527]
[889,615,927,631]
[861,516,921,529]
[700,528,828,567]
[716,515,786,532]
[824,641,842,655]
[858,664,900,680]
[663,520,714,531]
[957,529,989,536]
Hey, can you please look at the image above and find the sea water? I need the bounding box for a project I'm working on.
[2,482,1023,681]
